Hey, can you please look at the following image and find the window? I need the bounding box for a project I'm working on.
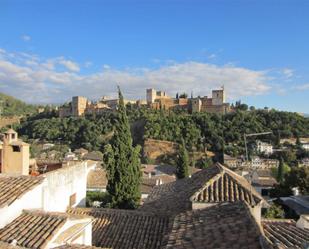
[69,193,77,207]
[12,146,20,152]
[261,189,269,196]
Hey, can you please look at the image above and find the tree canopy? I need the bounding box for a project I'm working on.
[103,87,141,209]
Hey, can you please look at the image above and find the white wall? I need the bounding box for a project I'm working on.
[42,161,88,212]
[0,183,44,228]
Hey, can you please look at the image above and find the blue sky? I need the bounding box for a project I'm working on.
[0,0,308,113]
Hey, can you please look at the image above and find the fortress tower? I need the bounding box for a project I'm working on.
[211,87,226,106]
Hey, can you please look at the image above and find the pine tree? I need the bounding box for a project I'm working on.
[277,157,284,183]
[103,87,141,209]
[176,139,189,179]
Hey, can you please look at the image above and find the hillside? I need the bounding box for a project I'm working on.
[0,92,37,117]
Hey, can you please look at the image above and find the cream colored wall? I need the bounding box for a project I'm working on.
[2,143,29,175]
[42,161,88,212]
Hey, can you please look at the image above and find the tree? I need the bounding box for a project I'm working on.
[263,204,285,219]
[277,157,284,183]
[176,139,189,179]
[103,87,141,209]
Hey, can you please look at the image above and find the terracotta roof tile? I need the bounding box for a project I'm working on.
[67,208,171,249]
[166,202,265,249]
[0,211,67,249]
[140,163,263,215]
[141,175,175,194]
[262,219,309,249]
[0,175,44,208]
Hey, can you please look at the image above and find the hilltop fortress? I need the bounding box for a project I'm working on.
[59,87,231,117]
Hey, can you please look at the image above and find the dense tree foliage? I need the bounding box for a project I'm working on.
[0,92,37,116]
[16,113,115,151]
[144,109,309,156]
[103,88,141,209]
[176,139,189,179]
[15,105,309,160]
[271,167,309,197]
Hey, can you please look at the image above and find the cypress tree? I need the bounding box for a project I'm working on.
[176,139,189,179]
[103,87,141,209]
[277,156,284,183]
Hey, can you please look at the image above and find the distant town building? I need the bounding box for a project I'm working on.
[251,156,279,169]
[256,140,273,155]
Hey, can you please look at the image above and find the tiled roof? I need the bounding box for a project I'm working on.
[0,175,44,208]
[140,163,263,216]
[141,164,200,176]
[252,178,277,187]
[0,242,25,249]
[87,167,107,189]
[0,211,67,249]
[262,219,309,249]
[141,175,175,194]
[54,245,103,249]
[67,208,171,249]
[166,202,265,249]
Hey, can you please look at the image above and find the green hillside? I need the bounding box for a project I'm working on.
[0,92,37,117]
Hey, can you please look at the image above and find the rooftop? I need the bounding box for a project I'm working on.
[279,195,309,216]
[0,211,67,249]
[140,163,263,216]
[0,175,44,208]
[166,202,265,249]
[262,219,309,249]
[67,208,171,249]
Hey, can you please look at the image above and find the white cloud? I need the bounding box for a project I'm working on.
[21,35,31,42]
[282,68,294,78]
[208,53,217,59]
[0,48,273,103]
[58,59,80,72]
[293,83,309,91]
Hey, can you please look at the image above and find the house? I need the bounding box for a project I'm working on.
[262,216,309,249]
[141,164,200,178]
[256,141,273,155]
[0,210,92,248]
[68,202,267,249]
[140,163,265,222]
[251,156,279,169]
[301,142,309,151]
[141,175,175,200]
[250,169,277,198]
[223,154,243,168]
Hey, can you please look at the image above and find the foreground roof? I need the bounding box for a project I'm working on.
[67,208,171,249]
[166,202,266,249]
[140,163,263,215]
[0,211,67,249]
[0,175,44,208]
[262,219,309,249]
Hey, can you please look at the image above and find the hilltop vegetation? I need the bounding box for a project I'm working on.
[14,106,309,164]
[0,92,37,117]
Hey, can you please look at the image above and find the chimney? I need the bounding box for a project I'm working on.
[155,179,160,186]
[296,215,309,230]
[148,172,152,179]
